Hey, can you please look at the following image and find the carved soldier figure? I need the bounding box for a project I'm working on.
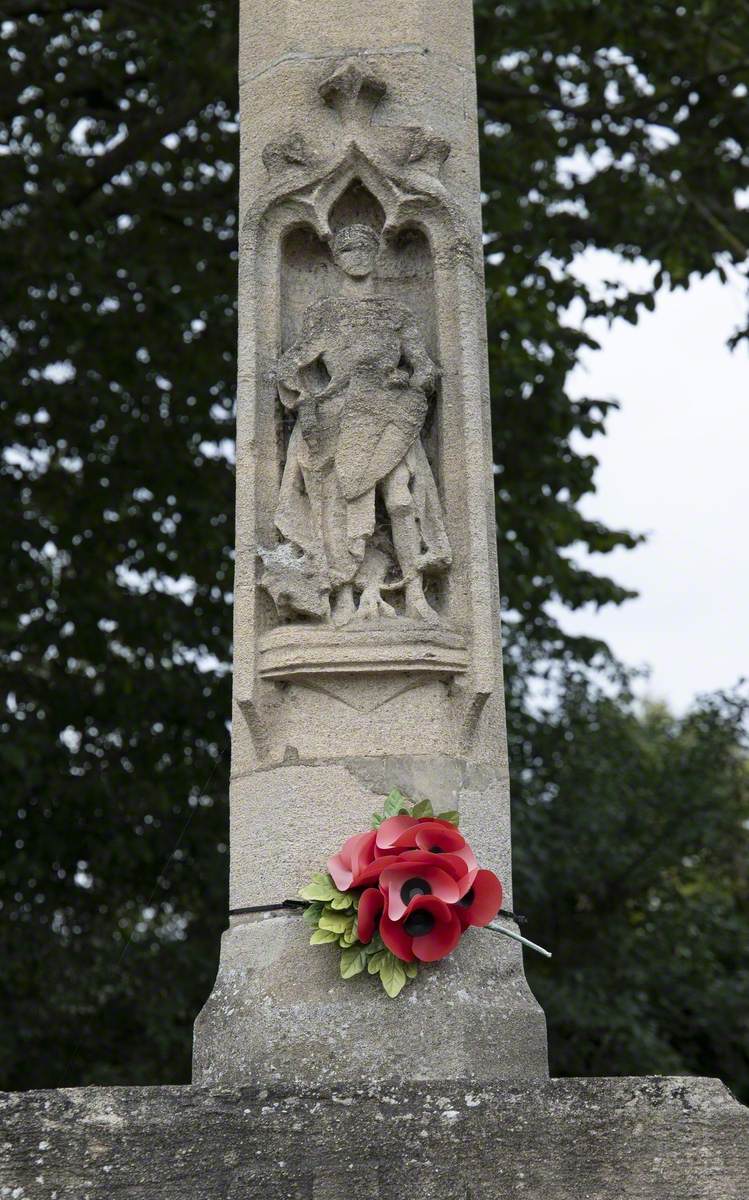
[264,222,451,625]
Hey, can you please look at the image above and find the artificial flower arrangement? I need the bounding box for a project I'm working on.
[299,789,503,997]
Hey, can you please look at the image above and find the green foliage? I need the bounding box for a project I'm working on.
[339,946,367,979]
[301,889,415,996]
[309,928,338,946]
[378,952,409,999]
[371,790,459,828]
[363,944,412,998]
[512,683,749,1102]
[0,2,238,1089]
[382,789,410,818]
[299,872,343,904]
[302,902,324,928]
[474,0,749,676]
[317,909,352,936]
[338,915,360,947]
[0,0,747,1092]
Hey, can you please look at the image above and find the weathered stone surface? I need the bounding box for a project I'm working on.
[261,227,451,627]
[228,757,513,910]
[199,752,541,1086]
[193,912,546,1088]
[2,1077,747,1199]
[232,36,509,764]
[196,0,548,1084]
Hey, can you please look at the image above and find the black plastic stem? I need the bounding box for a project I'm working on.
[229,901,526,923]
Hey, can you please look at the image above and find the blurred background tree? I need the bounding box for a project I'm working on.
[1,1,747,1096]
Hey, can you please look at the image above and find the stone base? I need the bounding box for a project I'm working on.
[192,911,548,1087]
[2,1077,747,1198]
[201,749,549,1088]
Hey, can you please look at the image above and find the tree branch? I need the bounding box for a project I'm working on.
[67,94,210,208]
[5,0,155,17]
[480,58,749,125]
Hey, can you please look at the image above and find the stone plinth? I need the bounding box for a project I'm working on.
[193,910,547,1088]
[3,1078,748,1199]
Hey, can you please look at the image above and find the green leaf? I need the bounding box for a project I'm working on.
[403,961,418,979]
[383,788,408,817]
[302,902,323,928]
[435,810,460,826]
[340,945,367,979]
[339,918,359,947]
[372,812,383,828]
[299,872,338,902]
[411,798,434,818]
[310,928,338,945]
[367,950,388,975]
[318,909,352,935]
[329,892,354,910]
[380,952,408,998]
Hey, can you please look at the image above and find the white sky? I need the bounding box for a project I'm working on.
[549,253,749,712]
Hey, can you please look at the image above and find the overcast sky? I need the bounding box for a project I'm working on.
[548,254,749,712]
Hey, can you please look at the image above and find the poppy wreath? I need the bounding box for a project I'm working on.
[300,789,503,997]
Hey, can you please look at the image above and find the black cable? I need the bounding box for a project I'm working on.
[229,900,307,916]
[500,907,526,925]
[230,900,526,923]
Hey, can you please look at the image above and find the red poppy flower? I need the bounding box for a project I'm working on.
[357,887,384,944]
[437,846,479,897]
[378,860,460,921]
[380,895,462,963]
[375,813,471,871]
[396,819,465,854]
[385,819,478,886]
[346,846,469,892]
[346,852,402,888]
[455,869,503,929]
[328,829,377,891]
[374,814,419,854]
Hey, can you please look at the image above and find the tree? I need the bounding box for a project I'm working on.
[512,683,749,1102]
[0,2,238,1087]
[0,2,747,1091]
[474,0,749,673]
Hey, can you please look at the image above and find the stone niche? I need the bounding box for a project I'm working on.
[259,187,461,672]
[235,61,502,766]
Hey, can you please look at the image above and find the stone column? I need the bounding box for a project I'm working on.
[193,0,548,1086]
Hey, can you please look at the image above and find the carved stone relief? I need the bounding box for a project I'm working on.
[261,221,451,627]
[239,56,499,707]
[256,60,457,632]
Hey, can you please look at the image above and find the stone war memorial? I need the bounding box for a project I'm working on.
[2,2,748,1197]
